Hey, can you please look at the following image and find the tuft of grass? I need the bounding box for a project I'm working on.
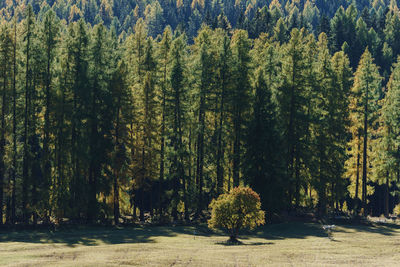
[1,222,400,266]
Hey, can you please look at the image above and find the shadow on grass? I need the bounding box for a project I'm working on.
[248,222,327,241]
[240,221,400,242]
[333,222,400,236]
[1,221,398,247]
[216,241,274,246]
[0,225,215,247]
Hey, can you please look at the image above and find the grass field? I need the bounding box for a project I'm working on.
[1,221,400,266]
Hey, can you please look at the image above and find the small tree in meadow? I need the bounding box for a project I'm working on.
[208,187,265,243]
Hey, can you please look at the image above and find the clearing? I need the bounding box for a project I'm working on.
[1,222,400,266]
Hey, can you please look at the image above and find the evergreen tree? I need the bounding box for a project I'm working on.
[373,57,400,217]
[230,29,251,187]
[40,9,59,221]
[0,21,13,224]
[193,26,214,216]
[245,68,283,218]
[167,35,188,220]
[158,27,172,214]
[214,29,232,195]
[22,4,36,223]
[278,28,310,207]
[67,19,90,220]
[350,49,382,215]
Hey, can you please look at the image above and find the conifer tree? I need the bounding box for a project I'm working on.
[245,68,283,216]
[0,21,13,224]
[278,28,310,207]
[40,9,59,221]
[230,29,251,187]
[67,19,90,219]
[350,48,381,215]
[111,58,131,225]
[193,26,214,215]
[214,29,232,195]
[22,4,36,223]
[158,27,171,214]
[10,17,17,224]
[168,35,187,220]
[373,57,400,217]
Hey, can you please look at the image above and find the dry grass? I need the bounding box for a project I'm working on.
[1,221,400,266]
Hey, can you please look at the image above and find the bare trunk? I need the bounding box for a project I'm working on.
[384,175,389,218]
[362,82,369,216]
[355,132,361,214]
[11,19,17,224]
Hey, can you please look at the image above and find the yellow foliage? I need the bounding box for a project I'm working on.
[393,204,400,215]
[208,187,265,238]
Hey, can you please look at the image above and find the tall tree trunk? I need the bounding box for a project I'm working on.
[355,132,361,214]
[71,82,79,219]
[22,20,32,223]
[31,76,38,225]
[287,63,296,206]
[0,60,7,225]
[294,151,300,208]
[385,175,389,218]
[159,52,168,215]
[216,65,227,195]
[196,91,205,215]
[43,27,52,221]
[233,107,241,187]
[88,80,98,222]
[56,73,66,220]
[362,82,369,216]
[11,19,17,224]
[114,101,121,225]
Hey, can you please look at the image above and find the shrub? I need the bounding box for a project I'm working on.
[208,186,265,243]
[394,204,400,216]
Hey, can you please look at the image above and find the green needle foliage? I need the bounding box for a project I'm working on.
[2,1,400,224]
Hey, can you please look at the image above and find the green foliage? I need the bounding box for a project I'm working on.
[4,0,400,225]
[208,187,265,240]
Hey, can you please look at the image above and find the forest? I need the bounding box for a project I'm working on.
[1,0,400,226]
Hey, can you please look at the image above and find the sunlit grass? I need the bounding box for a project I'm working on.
[1,222,400,266]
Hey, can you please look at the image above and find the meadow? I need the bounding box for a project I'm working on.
[1,221,400,266]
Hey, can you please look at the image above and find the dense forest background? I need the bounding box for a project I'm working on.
[1,0,400,225]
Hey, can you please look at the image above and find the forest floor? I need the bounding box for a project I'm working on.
[1,221,400,266]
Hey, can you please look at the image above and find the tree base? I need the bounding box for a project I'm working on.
[227,236,242,245]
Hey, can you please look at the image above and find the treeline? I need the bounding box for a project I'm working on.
[1,2,400,225]
[0,0,397,40]
[0,0,355,37]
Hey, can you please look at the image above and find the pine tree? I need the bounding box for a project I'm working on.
[214,29,232,195]
[68,19,90,220]
[193,26,214,216]
[373,57,400,217]
[330,50,352,209]
[311,33,352,215]
[87,23,114,222]
[278,28,310,207]
[230,29,251,187]
[0,21,13,224]
[158,27,172,214]
[22,4,36,223]
[139,37,159,219]
[10,17,17,224]
[40,9,59,221]
[244,68,283,217]
[350,49,382,215]
[168,35,187,220]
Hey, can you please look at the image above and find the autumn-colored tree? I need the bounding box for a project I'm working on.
[208,186,265,243]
